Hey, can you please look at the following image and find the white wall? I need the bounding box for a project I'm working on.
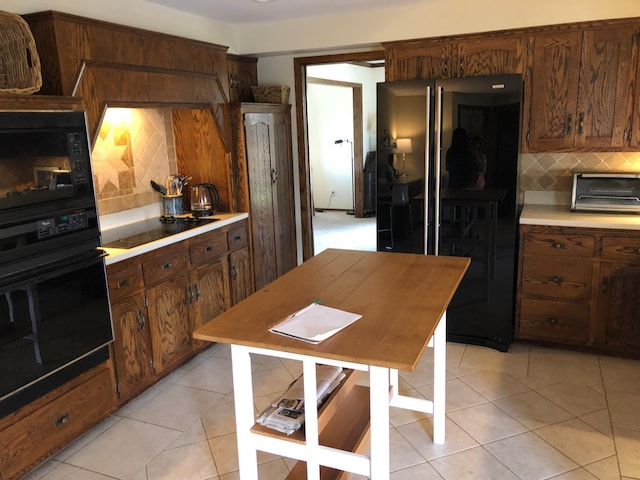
[308,83,354,211]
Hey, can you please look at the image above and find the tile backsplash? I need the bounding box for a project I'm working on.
[520,151,640,193]
[91,108,177,215]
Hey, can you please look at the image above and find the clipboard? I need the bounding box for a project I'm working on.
[269,302,362,344]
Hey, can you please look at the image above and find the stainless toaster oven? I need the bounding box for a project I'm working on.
[571,172,640,213]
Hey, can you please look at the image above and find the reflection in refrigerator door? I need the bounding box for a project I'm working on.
[375,74,523,352]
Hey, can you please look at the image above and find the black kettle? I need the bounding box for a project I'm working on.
[190,183,219,217]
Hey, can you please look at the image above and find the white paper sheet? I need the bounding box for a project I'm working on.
[268,303,362,344]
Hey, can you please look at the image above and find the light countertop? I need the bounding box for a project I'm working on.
[102,212,248,265]
[520,204,640,230]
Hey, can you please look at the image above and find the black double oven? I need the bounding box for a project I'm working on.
[0,111,113,416]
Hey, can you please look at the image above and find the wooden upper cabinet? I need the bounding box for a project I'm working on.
[527,26,638,151]
[527,30,583,151]
[576,26,637,149]
[227,55,258,103]
[386,42,454,80]
[385,34,526,81]
[458,36,526,77]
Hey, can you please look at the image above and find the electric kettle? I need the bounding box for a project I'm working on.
[190,183,219,217]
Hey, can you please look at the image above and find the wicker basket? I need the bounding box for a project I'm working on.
[251,85,290,104]
[0,11,42,94]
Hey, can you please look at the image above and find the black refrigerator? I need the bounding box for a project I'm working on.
[376,74,522,351]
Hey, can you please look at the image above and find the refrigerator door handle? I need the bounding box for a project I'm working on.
[433,85,444,256]
[424,85,431,256]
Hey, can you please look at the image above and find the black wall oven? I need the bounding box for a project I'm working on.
[0,111,113,417]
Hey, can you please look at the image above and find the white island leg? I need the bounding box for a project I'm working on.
[432,312,447,444]
[231,345,258,480]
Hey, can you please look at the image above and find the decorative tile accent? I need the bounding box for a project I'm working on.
[91,108,176,215]
[519,152,640,194]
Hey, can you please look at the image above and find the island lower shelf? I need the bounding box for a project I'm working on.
[250,369,371,480]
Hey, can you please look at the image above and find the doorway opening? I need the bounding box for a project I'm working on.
[294,52,384,259]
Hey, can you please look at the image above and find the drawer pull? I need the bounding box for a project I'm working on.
[550,275,563,285]
[547,317,560,326]
[54,413,70,427]
[117,278,130,288]
[602,276,609,294]
[231,265,238,280]
[205,245,213,252]
[193,283,200,302]
[161,262,173,270]
[552,242,566,249]
[137,310,146,331]
[234,235,242,242]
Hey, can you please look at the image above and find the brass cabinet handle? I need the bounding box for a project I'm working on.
[193,283,200,302]
[549,241,566,249]
[187,285,193,303]
[566,113,573,134]
[117,278,130,288]
[161,262,173,270]
[231,265,238,280]
[54,413,70,427]
[137,309,146,331]
[577,112,585,134]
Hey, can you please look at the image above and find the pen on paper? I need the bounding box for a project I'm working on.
[290,299,321,319]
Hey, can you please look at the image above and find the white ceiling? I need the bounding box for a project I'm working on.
[145,0,426,24]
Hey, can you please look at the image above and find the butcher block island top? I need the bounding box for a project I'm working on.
[194,249,469,371]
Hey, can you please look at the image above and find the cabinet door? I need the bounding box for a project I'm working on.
[244,111,279,289]
[528,31,582,151]
[189,258,230,343]
[244,109,296,290]
[230,247,252,305]
[111,293,155,401]
[388,42,455,80]
[597,262,640,350]
[146,273,193,374]
[228,56,258,103]
[458,36,526,77]
[575,26,636,148]
[270,111,297,278]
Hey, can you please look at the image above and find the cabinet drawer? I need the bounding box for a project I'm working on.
[190,230,228,267]
[228,224,248,251]
[601,236,640,261]
[519,298,590,343]
[521,257,592,300]
[0,366,113,480]
[141,246,190,286]
[523,231,595,257]
[107,262,144,304]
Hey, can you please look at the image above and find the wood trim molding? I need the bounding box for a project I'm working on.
[71,60,231,150]
[294,50,384,261]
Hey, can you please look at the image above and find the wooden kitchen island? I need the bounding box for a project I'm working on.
[194,249,469,480]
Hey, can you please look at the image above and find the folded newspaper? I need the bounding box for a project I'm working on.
[257,364,346,435]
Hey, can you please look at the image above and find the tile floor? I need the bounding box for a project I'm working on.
[23,341,640,480]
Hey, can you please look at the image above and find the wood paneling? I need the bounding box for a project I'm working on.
[24,11,229,97]
[173,108,232,211]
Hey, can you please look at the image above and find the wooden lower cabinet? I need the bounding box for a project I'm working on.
[146,272,195,374]
[0,364,114,480]
[108,219,252,405]
[110,292,154,400]
[517,224,640,357]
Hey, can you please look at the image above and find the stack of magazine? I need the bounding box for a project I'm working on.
[256,364,346,435]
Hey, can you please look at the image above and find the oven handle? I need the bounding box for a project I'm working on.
[0,247,106,291]
[578,194,640,202]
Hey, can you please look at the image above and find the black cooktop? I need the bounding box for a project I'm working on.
[101,215,219,249]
